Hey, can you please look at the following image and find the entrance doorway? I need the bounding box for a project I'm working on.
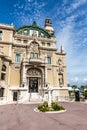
[29,77,38,93]
[13,91,18,101]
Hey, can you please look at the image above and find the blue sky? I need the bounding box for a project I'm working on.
[0,0,87,86]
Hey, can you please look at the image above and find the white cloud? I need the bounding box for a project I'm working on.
[55,0,87,19]
[11,0,46,27]
[72,0,87,9]
[56,20,75,69]
[83,78,87,82]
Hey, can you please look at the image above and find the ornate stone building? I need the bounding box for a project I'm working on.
[0,18,68,102]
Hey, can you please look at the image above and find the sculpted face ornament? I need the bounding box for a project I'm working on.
[58,58,62,65]
[58,67,63,74]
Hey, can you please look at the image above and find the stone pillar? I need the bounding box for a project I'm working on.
[9,45,12,57]
[7,63,11,101]
[22,62,26,87]
[45,65,47,86]
[45,53,47,87]
[0,58,2,78]
[48,89,52,107]
[47,83,52,107]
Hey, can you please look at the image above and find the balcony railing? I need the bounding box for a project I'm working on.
[29,57,43,64]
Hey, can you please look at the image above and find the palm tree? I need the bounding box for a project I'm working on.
[71,85,78,97]
[81,85,85,91]
[71,85,77,90]
[81,85,87,99]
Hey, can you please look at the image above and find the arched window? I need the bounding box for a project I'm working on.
[58,74,64,86]
[1,64,6,80]
[30,52,38,59]
[47,57,51,64]
[15,54,21,62]
[0,31,2,40]
[2,64,6,71]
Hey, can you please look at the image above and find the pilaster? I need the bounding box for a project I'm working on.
[22,62,26,87]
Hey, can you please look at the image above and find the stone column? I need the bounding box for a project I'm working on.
[47,83,52,107]
[45,65,47,86]
[45,53,47,86]
[22,62,26,87]
[48,89,52,107]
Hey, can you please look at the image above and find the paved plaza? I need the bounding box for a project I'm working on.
[0,102,87,130]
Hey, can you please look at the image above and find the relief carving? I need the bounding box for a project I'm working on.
[58,58,62,65]
[58,67,63,74]
[59,78,63,85]
[29,41,39,52]
[27,68,41,77]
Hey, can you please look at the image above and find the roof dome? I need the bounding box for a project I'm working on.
[44,26,54,31]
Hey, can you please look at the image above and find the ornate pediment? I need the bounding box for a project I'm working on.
[30,41,39,52]
[27,68,42,77]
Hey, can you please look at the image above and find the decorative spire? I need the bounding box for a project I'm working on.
[11,23,14,26]
[32,21,37,27]
[60,45,65,53]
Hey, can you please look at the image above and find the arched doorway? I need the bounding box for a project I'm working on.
[27,68,42,93]
[29,77,38,92]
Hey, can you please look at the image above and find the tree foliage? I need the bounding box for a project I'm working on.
[71,85,77,90]
[80,85,87,91]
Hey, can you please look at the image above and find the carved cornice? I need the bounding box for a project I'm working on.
[0,24,15,31]
[14,33,56,43]
[0,40,13,45]
[40,46,57,51]
[56,52,66,55]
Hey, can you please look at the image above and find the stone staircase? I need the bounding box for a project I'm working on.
[18,93,43,104]
[29,93,43,102]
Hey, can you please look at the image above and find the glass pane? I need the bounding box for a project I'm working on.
[23,40,28,44]
[34,53,38,58]
[30,52,34,58]
[47,43,50,46]
[47,57,51,64]
[29,77,38,92]
[15,54,20,62]
[0,31,2,40]
[2,65,6,71]
[1,73,5,80]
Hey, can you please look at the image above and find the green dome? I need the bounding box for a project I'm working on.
[16,21,54,38]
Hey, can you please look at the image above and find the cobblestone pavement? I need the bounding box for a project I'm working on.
[0,102,87,130]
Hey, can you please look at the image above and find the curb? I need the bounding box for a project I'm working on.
[34,107,67,113]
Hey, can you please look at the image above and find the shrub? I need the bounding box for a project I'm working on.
[37,101,65,112]
[37,102,49,112]
[38,104,43,111]
[51,102,60,111]
[43,101,48,107]
[85,90,87,99]
[59,106,65,110]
